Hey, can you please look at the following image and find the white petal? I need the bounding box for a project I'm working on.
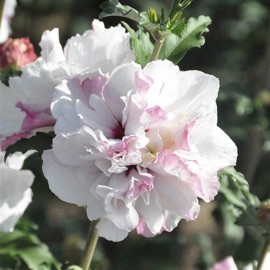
[103,63,141,121]
[86,198,106,220]
[39,28,66,65]
[154,174,200,220]
[142,60,219,115]
[196,126,238,170]
[9,60,58,111]
[5,150,36,170]
[0,81,25,137]
[64,20,135,75]
[123,93,149,143]
[0,189,32,232]
[52,126,103,167]
[42,150,101,205]
[0,0,16,43]
[106,199,139,231]
[135,190,164,234]
[96,218,128,242]
[78,94,118,137]
[163,212,181,232]
[52,78,83,133]
[0,159,34,232]
[0,167,34,205]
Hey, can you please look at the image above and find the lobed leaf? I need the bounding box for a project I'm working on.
[122,22,154,67]
[0,230,61,270]
[159,15,211,64]
[99,0,140,22]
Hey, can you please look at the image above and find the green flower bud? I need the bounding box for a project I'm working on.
[147,8,159,23]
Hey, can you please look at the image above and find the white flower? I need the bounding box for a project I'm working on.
[0,150,35,232]
[42,60,237,241]
[0,0,16,44]
[0,20,135,150]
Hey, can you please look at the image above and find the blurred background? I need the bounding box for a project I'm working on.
[10,0,270,269]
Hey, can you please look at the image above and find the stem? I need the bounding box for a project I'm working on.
[150,36,165,61]
[80,219,100,270]
[169,0,180,19]
[0,0,6,33]
[257,236,270,270]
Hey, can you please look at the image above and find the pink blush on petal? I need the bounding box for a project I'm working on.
[1,132,29,150]
[81,76,108,98]
[136,218,155,237]
[16,102,55,132]
[135,71,153,94]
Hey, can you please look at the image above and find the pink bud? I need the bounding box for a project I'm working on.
[0,37,37,70]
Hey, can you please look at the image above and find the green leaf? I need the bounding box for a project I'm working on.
[0,253,20,269]
[159,15,211,64]
[5,132,54,160]
[0,230,61,270]
[99,1,159,38]
[218,167,260,216]
[0,68,21,86]
[219,184,247,210]
[122,22,154,67]
[169,0,193,20]
[99,0,140,22]
[16,218,39,233]
[236,205,259,227]
[168,12,186,36]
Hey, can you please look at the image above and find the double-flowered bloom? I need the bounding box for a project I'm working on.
[42,59,237,241]
[0,19,237,241]
[0,20,134,149]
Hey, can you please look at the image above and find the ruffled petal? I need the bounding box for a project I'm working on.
[96,218,129,242]
[42,150,101,206]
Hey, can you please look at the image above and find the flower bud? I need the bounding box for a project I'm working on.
[0,37,37,70]
[147,8,159,23]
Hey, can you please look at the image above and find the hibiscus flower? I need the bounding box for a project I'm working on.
[42,60,237,241]
[0,20,135,150]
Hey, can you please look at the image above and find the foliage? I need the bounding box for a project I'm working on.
[159,15,211,63]
[0,229,61,270]
[99,0,211,64]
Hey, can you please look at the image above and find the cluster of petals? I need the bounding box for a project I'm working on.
[0,20,134,150]
[42,59,238,241]
[0,0,16,44]
[0,37,37,70]
[0,150,34,232]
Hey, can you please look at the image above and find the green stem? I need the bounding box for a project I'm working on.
[80,219,99,270]
[257,236,270,270]
[169,0,180,19]
[150,35,165,61]
[0,0,6,33]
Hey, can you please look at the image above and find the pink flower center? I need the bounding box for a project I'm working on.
[112,122,125,139]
